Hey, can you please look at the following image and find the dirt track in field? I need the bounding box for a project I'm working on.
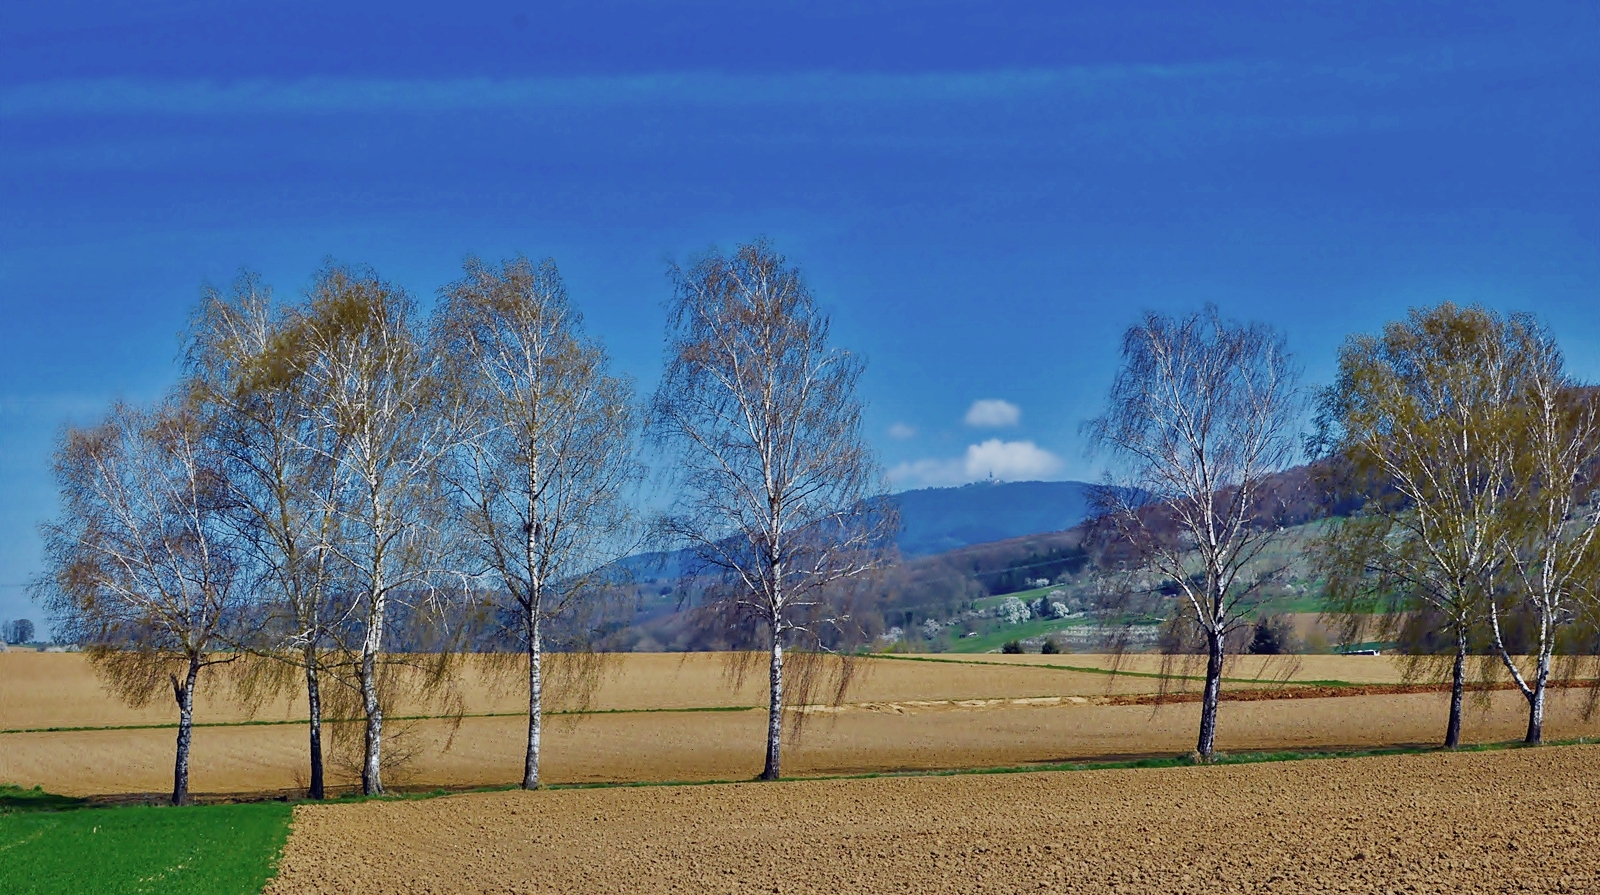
[266,745,1600,895]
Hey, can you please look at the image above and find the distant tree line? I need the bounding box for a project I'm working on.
[2,618,36,645]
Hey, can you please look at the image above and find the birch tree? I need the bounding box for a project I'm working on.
[184,272,347,798]
[1315,303,1529,748]
[648,240,895,780]
[36,400,245,805]
[1086,305,1302,761]
[287,264,458,796]
[438,255,640,789]
[1490,328,1600,745]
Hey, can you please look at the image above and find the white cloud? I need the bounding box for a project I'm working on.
[963,399,1021,428]
[887,422,918,440]
[889,439,1064,489]
[963,438,1063,480]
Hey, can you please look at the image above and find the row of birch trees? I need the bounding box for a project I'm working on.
[1089,302,1600,761]
[1315,304,1600,748]
[33,239,1596,805]
[34,240,894,805]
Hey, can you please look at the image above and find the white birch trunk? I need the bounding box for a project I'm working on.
[524,617,543,789]
[524,450,545,790]
[1196,626,1224,760]
[304,551,329,799]
[762,633,783,781]
[359,584,387,796]
[1490,597,1554,747]
[304,655,325,800]
[171,660,200,806]
[1527,651,1549,745]
[1445,626,1466,749]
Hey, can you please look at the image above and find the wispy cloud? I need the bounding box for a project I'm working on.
[887,422,918,440]
[0,394,114,419]
[964,398,1020,428]
[889,438,1064,489]
[0,63,1245,119]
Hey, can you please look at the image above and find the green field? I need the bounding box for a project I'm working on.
[950,557,1334,656]
[969,585,1059,610]
[1255,592,1330,614]
[0,786,292,895]
[945,615,1092,653]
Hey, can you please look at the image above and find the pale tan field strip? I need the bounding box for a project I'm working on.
[5,653,1600,798]
[4,652,1261,729]
[266,746,1600,895]
[0,651,1447,732]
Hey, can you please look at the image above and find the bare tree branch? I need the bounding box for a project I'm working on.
[1086,304,1302,760]
[438,255,642,789]
[280,263,465,796]
[647,240,896,780]
[35,400,248,805]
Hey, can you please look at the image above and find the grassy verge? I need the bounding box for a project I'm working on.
[0,785,292,895]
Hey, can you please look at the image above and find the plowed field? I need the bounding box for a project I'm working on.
[265,745,1600,895]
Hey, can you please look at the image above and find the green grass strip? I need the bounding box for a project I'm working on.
[0,786,292,895]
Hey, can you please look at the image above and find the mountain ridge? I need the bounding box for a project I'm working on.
[890,479,1099,557]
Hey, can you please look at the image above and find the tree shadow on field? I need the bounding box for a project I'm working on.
[0,785,88,814]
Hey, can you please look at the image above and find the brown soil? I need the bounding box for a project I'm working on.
[266,745,1600,895]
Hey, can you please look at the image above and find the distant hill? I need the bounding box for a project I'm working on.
[891,480,1099,557]
[603,464,1348,651]
[619,479,1103,579]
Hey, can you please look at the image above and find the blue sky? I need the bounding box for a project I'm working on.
[2,1,1597,626]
